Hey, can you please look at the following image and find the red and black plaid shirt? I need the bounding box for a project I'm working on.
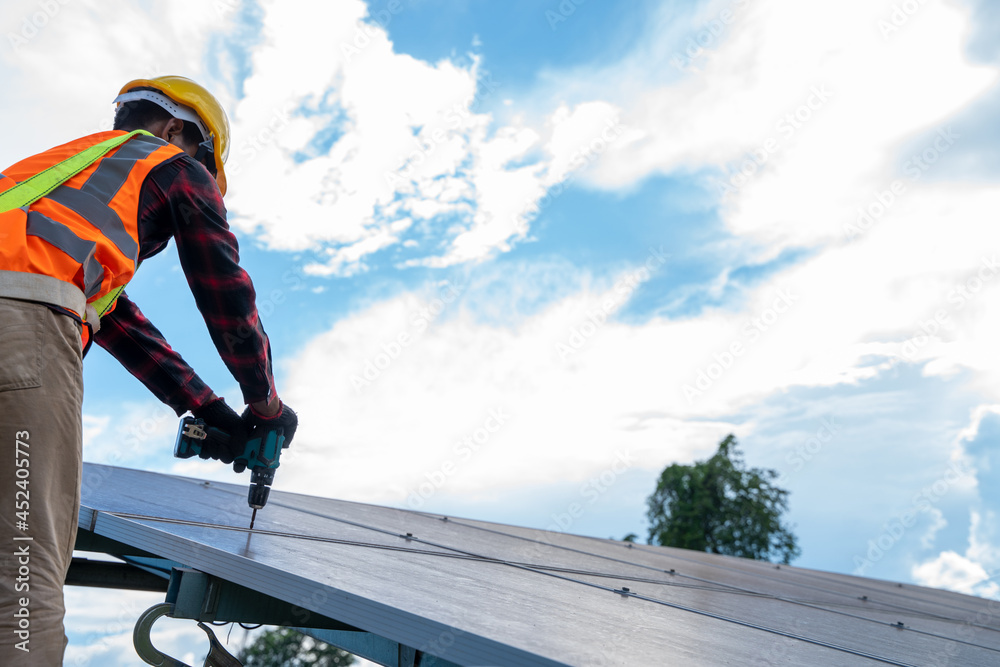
[94,153,275,415]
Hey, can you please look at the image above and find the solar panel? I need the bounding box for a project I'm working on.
[77,463,1000,666]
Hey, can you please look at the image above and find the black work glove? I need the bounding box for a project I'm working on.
[240,401,298,460]
[191,397,247,464]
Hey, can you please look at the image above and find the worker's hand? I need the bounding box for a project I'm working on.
[242,400,298,449]
[191,397,246,464]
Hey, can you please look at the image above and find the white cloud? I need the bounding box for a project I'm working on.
[523,0,1000,417]
[2,0,620,273]
[912,549,999,597]
[272,212,1000,508]
[82,414,111,450]
[967,509,1000,567]
[23,0,994,285]
[920,507,948,549]
[265,0,1000,501]
[2,0,996,281]
[260,0,1000,506]
[279,260,738,504]
[220,0,634,273]
[544,101,624,186]
[0,0,226,165]
[275,184,1000,503]
[911,407,1000,599]
[579,0,996,253]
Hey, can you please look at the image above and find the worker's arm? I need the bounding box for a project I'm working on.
[95,154,276,415]
[163,158,276,406]
[94,292,216,415]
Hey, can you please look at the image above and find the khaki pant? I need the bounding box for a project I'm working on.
[0,297,83,666]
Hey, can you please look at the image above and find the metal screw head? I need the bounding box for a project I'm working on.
[622,587,630,593]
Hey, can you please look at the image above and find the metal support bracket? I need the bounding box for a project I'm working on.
[166,567,359,631]
[65,557,170,592]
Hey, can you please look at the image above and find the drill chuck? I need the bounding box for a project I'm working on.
[248,468,274,509]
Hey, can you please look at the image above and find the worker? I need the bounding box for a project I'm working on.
[0,76,297,665]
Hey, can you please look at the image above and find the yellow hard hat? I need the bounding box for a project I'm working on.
[117,76,231,195]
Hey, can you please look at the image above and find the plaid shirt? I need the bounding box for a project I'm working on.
[94,153,275,415]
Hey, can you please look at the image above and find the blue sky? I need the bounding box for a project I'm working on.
[2,0,1000,663]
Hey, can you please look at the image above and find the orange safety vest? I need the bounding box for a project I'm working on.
[0,131,184,348]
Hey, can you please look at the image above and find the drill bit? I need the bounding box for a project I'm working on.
[247,468,273,531]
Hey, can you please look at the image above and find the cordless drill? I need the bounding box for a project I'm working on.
[174,416,290,529]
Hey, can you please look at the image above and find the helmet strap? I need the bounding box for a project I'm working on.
[194,138,217,177]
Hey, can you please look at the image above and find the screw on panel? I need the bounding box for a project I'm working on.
[893,621,905,629]
[859,595,868,601]
[404,532,414,540]
[665,569,675,575]
[441,516,448,522]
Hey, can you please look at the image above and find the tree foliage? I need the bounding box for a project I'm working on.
[646,434,800,564]
[237,628,354,667]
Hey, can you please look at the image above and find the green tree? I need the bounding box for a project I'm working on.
[646,434,800,564]
[237,627,354,667]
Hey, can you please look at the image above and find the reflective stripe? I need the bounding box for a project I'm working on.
[80,134,163,204]
[45,185,139,263]
[0,269,86,315]
[26,211,104,298]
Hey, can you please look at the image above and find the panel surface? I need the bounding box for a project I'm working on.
[79,464,1000,666]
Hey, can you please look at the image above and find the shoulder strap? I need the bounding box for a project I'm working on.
[0,130,155,213]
